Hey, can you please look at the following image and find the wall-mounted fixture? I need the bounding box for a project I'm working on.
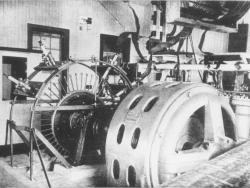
[79,16,92,31]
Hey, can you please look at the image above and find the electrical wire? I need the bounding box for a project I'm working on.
[97,0,126,30]
[189,35,203,81]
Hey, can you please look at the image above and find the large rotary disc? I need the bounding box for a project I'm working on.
[106,82,238,187]
[27,60,132,164]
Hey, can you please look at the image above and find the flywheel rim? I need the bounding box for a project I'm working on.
[29,59,132,164]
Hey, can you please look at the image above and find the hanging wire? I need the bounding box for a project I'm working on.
[189,35,203,81]
[97,0,126,30]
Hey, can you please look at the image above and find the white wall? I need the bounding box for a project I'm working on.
[0,0,230,62]
[0,0,151,61]
[0,51,41,144]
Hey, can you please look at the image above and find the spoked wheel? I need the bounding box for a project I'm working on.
[106,82,238,187]
[28,60,132,165]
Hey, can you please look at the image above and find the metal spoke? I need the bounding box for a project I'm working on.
[89,74,93,91]
[58,79,67,95]
[44,92,55,101]
[47,87,60,99]
[44,132,53,138]
[93,75,98,92]
[83,73,88,90]
[52,83,60,94]
[75,73,79,90]
[80,72,83,90]
[63,76,70,92]
[69,74,75,91]
[40,124,52,127]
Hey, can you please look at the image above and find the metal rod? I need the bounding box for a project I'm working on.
[40,126,52,130]
[155,63,250,71]
[58,79,67,96]
[44,132,53,137]
[89,74,93,91]
[6,97,16,146]
[44,92,54,101]
[93,75,98,96]
[189,35,203,80]
[50,140,57,146]
[75,73,79,90]
[69,74,75,91]
[53,143,59,148]
[84,74,88,90]
[63,76,70,92]
[94,60,98,104]
[41,130,52,135]
[31,129,51,188]
[5,121,9,145]
[48,87,60,99]
[102,67,111,81]
[10,126,13,167]
[80,73,83,90]
[29,130,33,180]
[115,88,126,97]
[40,119,52,122]
[47,137,55,142]
[53,83,61,94]
[37,139,44,147]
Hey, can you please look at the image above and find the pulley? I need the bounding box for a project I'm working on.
[106,82,237,187]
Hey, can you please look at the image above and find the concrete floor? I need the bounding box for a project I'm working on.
[0,152,106,188]
[2,141,250,187]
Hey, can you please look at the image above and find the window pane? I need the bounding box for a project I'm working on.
[31,30,62,61]
[40,35,51,49]
[32,34,41,49]
[51,37,60,50]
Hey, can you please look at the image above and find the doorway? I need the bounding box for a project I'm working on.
[100,34,131,63]
[2,56,27,100]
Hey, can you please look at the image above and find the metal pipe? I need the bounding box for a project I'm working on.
[154,63,250,71]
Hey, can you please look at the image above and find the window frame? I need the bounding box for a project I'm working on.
[27,23,70,61]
